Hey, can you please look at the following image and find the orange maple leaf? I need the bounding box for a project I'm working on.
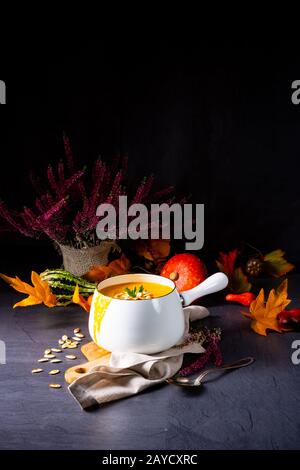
[83,264,112,283]
[242,279,291,336]
[216,249,238,278]
[84,254,131,283]
[0,271,57,308]
[72,284,91,312]
[216,249,251,293]
[263,249,295,278]
[135,239,171,261]
[108,254,131,274]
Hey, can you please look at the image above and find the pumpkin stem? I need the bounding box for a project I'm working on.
[169,271,179,281]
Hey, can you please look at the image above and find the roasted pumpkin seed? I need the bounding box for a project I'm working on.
[65,355,77,360]
[49,383,62,389]
[44,354,56,359]
[49,369,60,375]
[74,328,81,334]
[62,335,68,341]
[75,333,85,338]
[72,336,82,342]
[44,349,52,355]
[51,348,62,353]
[50,359,62,363]
[58,339,64,345]
[38,358,49,363]
[32,368,43,374]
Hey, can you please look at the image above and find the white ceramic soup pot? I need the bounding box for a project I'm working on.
[89,272,228,354]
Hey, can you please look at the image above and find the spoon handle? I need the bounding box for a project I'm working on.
[196,356,255,384]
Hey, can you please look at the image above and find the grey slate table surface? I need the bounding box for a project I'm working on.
[0,276,300,450]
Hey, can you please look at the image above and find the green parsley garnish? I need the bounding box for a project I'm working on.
[124,285,144,298]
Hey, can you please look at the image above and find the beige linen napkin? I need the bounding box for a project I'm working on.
[69,305,209,409]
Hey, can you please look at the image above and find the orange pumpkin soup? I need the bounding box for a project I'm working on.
[100,282,173,300]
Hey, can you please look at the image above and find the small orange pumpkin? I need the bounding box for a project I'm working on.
[160,254,207,292]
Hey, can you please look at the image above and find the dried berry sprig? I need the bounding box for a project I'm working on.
[178,328,222,376]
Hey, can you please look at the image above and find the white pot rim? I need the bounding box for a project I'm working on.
[96,273,176,301]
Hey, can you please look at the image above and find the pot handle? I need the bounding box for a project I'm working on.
[180,272,228,306]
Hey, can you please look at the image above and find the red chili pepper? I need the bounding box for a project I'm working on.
[225,292,256,306]
[277,309,300,330]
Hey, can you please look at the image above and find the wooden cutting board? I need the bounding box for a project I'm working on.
[64,342,111,384]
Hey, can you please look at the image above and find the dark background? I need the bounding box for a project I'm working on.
[1,38,300,273]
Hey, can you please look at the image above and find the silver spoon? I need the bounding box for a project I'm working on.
[167,356,255,388]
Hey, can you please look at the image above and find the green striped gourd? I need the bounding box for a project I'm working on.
[40,269,96,306]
